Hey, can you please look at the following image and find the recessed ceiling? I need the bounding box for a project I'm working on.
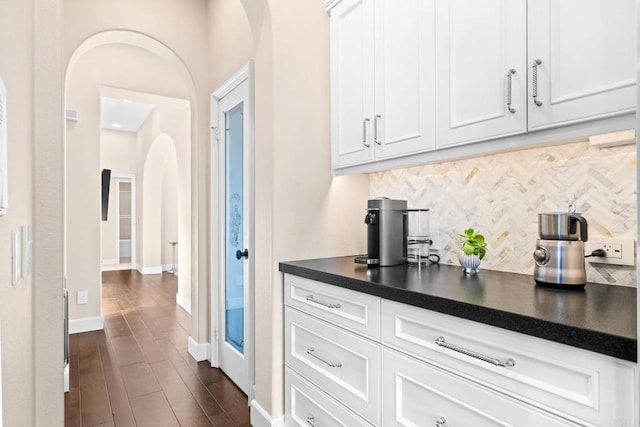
[101,97,155,132]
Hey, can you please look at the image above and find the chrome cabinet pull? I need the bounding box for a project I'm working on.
[306,295,341,309]
[506,69,516,114]
[306,415,317,427]
[435,336,515,368]
[306,347,342,368]
[435,417,446,427]
[532,59,543,106]
[374,114,382,145]
[362,118,370,147]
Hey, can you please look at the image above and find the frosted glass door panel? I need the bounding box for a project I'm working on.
[225,102,244,355]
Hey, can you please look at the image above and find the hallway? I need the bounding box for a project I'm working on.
[65,270,250,426]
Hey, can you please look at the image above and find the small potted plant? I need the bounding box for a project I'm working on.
[459,228,487,274]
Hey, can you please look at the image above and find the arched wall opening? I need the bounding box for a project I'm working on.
[64,31,196,332]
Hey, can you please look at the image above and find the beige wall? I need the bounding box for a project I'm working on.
[64,0,209,343]
[66,42,192,320]
[208,0,369,417]
[0,1,38,425]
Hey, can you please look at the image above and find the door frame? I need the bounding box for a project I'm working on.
[210,61,255,401]
[111,172,137,267]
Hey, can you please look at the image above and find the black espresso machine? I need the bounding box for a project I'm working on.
[355,198,407,267]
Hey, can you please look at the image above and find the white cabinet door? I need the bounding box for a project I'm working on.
[373,0,435,160]
[330,0,375,168]
[382,349,580,427]
[435,0,527,148]
[528,0,636,130]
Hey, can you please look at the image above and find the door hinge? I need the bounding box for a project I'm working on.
[210,125,220,142]
[214,329,220,340]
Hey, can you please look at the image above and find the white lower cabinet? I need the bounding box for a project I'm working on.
[285,368,373,427]
[382,348,579,427]
[283,274,637,427]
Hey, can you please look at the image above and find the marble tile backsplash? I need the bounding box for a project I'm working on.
[370,139,637,286]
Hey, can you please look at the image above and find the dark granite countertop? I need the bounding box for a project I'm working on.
[279,256,637,362]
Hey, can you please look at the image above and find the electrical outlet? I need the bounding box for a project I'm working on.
[586,238,635,266]
[77,290,89,305]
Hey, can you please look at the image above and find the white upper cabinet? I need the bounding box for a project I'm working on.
[373,0,435,160]
[435,0,527,148]
[330,0,375,167]
[329,0,435,168]
[527,0,636,130]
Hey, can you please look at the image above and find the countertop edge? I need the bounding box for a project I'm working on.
[279,261,637,362]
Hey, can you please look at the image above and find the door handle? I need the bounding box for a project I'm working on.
[236,249,249,260]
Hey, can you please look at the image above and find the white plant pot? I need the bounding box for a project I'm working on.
[459,250,481,274]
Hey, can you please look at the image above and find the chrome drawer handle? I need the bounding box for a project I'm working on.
[374,114,382,145]
[532,59,543,106]
[506,69,516,114]
[362,118,370,148]
[306,347,342,368]
[435,336,515,368]
[306,295,341,309]
[306,415,317,427]
[435,417,446,427]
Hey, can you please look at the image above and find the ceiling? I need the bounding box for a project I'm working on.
[101,96,155,132]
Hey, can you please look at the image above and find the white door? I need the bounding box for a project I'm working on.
[373,0,436,160]
[527,0,636,131]
[435,0,527,148]
[330,0,375,168]
[211,64,254,396]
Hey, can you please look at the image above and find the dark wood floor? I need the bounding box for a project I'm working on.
[65,270,251,427]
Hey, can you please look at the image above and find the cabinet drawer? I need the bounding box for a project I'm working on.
[284,274,381,340]
[382,300,636,426]
[383,348,580,426]
[285,368,373,427]
[285,307,380,425]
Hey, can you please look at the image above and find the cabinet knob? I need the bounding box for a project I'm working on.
[236,249,249,260]
[435,416,446,427]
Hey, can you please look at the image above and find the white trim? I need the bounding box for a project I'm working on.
[210,61,256,401]
[69,316,104,334]
[139,265,162,275]
[101,258,118,266]
[250,400,285,427]
[63,363,69,393]
[162,263,173,272]
[111,173,136,267]
[188,337,210,362]
[176,293,191,314]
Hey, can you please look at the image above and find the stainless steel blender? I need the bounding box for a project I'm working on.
[533,211,588,288]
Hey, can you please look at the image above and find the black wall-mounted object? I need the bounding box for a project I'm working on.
[101,169,111,221]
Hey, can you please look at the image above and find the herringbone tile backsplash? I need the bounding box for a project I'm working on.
[370,139,637,286]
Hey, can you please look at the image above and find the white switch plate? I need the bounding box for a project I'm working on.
[586,238,635,266]
[77,290,88,305]
[11,230,20,285]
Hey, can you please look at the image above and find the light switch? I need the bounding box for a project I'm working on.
[11,230,20,285]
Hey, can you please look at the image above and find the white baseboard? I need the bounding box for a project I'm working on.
[187,336,210,362]
[139,265,162,275]
[176,293,191,314]
[251,400,284,427]
[101,258,118,266]
[162,264,173,272]
[69,316,104,334]
[63,363,69,393]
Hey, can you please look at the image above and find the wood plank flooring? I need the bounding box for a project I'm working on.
[65,270,251,427]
